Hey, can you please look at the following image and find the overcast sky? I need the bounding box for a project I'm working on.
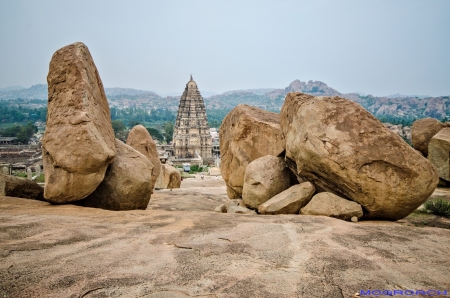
[0,0,449,96]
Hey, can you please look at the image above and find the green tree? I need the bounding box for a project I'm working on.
[146,127,164,142]
[163,122,174,144]
[111,119,126,133]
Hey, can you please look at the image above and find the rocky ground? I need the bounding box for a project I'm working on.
[1,175,450,298]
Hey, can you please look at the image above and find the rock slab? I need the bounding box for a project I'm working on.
[428,128,450,181]
[300,192,363,220]
[281,93,439,220]
[412,118,445,156]
[0,173,44,201]
[126,125,161,187]
[220,104,285,199]
[81,139,153,210]
[258,182,315,214]
[42,42,116,204]
[242,155,291,209]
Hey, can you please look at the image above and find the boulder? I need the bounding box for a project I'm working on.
[42,42,116,204]
[126,125,161,187]
[242,155,291,209]
[281,93,439,220]
[220,104,285,199]
[154,164,181,189]
[81,139,153,210]
[0,173,44,201]
[258,182,315,215]
[300,192,363,221]
[412,118,445,156]
[428,128,450,181]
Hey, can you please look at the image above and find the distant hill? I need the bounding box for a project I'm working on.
[2,80,449,121]
[0,84,47,100]
[0,86,25,92]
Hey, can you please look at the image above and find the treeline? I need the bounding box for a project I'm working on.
[0,122,38,143]
[0,105,47,123]
[110,106,225,129]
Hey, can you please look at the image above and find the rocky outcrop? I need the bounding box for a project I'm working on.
[81,139,153,210]
[220,105,285,199]
[126,125,161,187]
[428,128,450,181]
[300,192,363,220]
[412,118,445,156]
[281,93,439,220]
[258,182,315,215]
[154,164,181,189]
[42,42,116,204]
[0,173,44,201]
[242,155,291,210]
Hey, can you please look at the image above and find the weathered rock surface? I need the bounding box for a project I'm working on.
[412,118,445,156]
[42,42,116,204]
[155,164,181,189]
[220,104,285,199]
[281,93,439,220]
[300,192,363,220]
[81,139,153,210]
[428,128,450,181]
[1,194,449,298]
[126,124,161,187]
[258,182,315,215]
[0,173,44,201]
[227,205,256,214]
[242,155,291,209]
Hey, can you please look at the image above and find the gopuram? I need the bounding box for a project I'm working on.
[172,75,213,165]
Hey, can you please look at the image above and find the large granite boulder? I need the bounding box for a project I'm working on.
[154,164,181,189]
[220,104,285,199]
[300,192,363,221]
[126,125,161,187]
[412,118,445,156]
[42,42,116,204]
[242,155,291,209]
[281,93,439,220]
[0,173,44,201]
[81,139,153,210]
[428,128,450,182]
[258,182,315,215]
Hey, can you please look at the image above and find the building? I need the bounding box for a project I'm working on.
[172,75,213,164]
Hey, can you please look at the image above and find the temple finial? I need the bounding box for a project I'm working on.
[190,74,193,81]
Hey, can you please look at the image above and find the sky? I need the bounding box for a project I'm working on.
[0,0,449,97]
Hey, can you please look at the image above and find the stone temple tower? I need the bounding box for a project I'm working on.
[173,75,212,162]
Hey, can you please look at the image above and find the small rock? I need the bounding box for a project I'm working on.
[300,192,363,221]
[0,173,44,201]
[214,204,227,213]
[227,205,256,215]
[351,216,358,222]
[258,182,315,214]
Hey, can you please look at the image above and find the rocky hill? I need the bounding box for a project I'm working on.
[1,81,449,121]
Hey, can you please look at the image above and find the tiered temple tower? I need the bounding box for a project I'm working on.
[172,75,212,162]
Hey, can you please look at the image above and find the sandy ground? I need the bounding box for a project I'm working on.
[1,175,450,298]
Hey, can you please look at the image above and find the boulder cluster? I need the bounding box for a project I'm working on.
[219,94,439,220]
[41,42,178,210]
[412,118,450,183]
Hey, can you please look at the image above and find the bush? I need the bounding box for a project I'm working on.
[424,199,450,217]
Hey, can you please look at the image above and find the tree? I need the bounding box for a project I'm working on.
[146,127,164,142]
[164,122,174,144]
[111,120,126,133]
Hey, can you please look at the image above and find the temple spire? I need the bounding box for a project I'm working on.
[190,74,193,81]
